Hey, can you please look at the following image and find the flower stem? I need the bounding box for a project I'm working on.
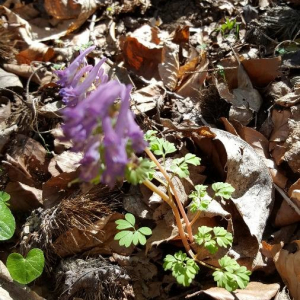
[142,179,191,253]
[145,148,194,243]
[190,211,201,227]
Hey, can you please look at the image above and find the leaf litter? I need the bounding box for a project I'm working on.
[0,0,299,299]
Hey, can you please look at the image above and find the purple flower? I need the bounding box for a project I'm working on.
[60,50,147,187]
[79,136,101,181]
[60,58,106,106]
[56,46,96,87]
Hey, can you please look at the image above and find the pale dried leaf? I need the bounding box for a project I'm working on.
[0,68,23,88]
[158,41,179,91]
[202,282,280,300]
[271,241,300,300]
[131,82,165,114]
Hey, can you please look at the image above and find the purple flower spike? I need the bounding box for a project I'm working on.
[56,46,96,87]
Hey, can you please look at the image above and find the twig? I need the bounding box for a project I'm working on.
[274,184,300,216]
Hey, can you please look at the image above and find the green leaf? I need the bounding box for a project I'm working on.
[213,227,233,248]
[137,232,147,245]
[163,140,177,155]
[144,130,158,142]
[212,182,235,199]
[213,256,251,292]
[116,231,134,248]
[0,191,10,203]
[204,239,218,254]
[125,213,135,226]
[138,227,152,235]
[132,231,140,245]
[163,251,199,287]
[189,194,211,213]
[170,158,189,178]
[6,248,44,284]
[184,153,201,166]
[194,226,213,246]
[190,185,208,199]
[0,201,16,241]
[115,219,134,230]
[125,158,156,185]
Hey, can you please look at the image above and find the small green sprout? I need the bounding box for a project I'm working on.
[163,251,200,286]
[114,213,152,247]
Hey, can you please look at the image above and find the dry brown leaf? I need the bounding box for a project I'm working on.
[201,282,280,300]
[221,119,288,188]
[219,57,281,89]
[44,0,82,20]
[158,41,179,90]
[16,42,55,64]
[51,124,73,154]
[42,171,79,208]
[172,25,190,45]
[270,109,291,143]
[5,182,42,211]
[48,151,82,177]
[53,213,133,257]
[131,82,165,114]
[176,52,208,99]
[4,134,49,188]
[283,106,300,174]
[3,63,55,86]
[194,129,274,269]
[0,125,17,154]
[271,241,300,300]
[275,179,300,227]
[121,25,163,80]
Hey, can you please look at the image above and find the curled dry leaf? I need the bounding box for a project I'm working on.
[219,57,281,89]
[44,0,82,20]
[201,282,280,300]
[215,63,262,125]
[158,41,179,91]
[121,25,163,79]
[271,241,300,300]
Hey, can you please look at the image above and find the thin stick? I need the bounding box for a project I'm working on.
[144,148,194,243]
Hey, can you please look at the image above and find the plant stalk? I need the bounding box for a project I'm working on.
[145,148,194,243]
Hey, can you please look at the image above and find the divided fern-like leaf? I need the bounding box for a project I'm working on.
[213,256,251,292]
[163,251,200,287]
[212,182,235,199]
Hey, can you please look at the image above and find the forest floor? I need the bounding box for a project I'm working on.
[0,0,299,299]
